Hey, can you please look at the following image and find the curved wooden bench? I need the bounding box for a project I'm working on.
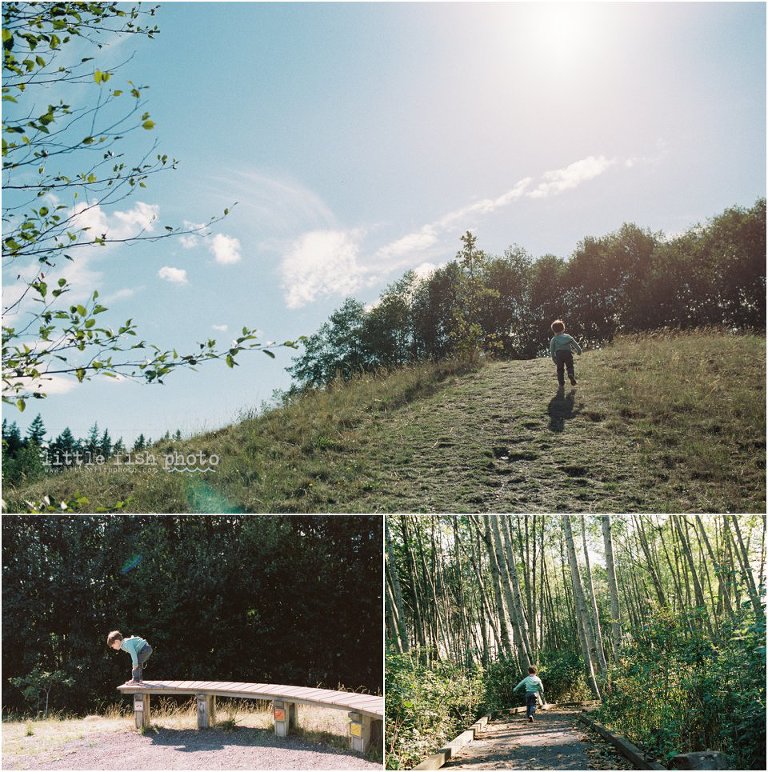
[117,680,382,753]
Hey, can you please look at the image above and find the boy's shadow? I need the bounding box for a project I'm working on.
[547,388,579,432]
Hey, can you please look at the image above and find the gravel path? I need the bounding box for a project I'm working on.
[444,708,632,770]
[4,727,381,770]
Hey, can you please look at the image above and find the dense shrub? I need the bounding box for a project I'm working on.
[483,651,591,714]
[598,606,766,770]
[386,650,484,769]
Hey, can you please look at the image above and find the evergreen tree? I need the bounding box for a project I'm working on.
[2,419,24,455]
[85,423,100,456]
[99,429,112,459]
[26,414,46,446]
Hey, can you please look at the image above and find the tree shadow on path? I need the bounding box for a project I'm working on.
[547,388,580,432]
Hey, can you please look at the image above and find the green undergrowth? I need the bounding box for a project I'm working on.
[385,651,484,770]
[597,606,766,770]
[5,329,764,513]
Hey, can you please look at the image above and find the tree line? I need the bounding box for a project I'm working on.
[289,200,765,392]
[385,515,765,769]
[3,515,383,716]
[2,414,177,486]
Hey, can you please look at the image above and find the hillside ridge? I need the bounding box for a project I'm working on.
[7,331,765,513]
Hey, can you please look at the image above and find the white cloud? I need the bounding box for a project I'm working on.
[158,266,188,284]
[212,324,229,332]
[527,155,616,199]
[278,154,636,308]
[281,229,367,309]
[376,226,439,261]
[5,374,79,398]
[112,201,158,235]
[179,221,208,249]
[412,261,440,281]
[214,170,336,235]
[209,233,242,265]
[102,287,137,304]
[70,201,159,241]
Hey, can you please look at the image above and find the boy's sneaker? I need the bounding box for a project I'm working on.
[569,376,577,385]
[528,715,534,722]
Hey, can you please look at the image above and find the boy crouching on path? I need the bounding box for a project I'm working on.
[108,630,152,684]
[513,665,545,722]
[549,319,582,387]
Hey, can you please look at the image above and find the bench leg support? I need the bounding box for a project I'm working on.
[273,699,296,737]
[349,712,380,753]
[133,693,150,730]
[196,694,216,728]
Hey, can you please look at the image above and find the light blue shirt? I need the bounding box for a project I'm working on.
[549,333,582,360]
[513,674,544,695]
[120,636,148,667]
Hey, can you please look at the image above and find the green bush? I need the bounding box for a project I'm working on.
[483,651,590,714]
[598,606,766,770]
[537,650,592,703]
[386,649,484,769]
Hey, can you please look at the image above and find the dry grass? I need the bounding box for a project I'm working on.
[5,330,764,513]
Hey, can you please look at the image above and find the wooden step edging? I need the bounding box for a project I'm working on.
[413,715,491,770]
[578,711,666,770]
[117,680,382,754]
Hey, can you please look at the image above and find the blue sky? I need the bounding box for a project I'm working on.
[4,1,766,447]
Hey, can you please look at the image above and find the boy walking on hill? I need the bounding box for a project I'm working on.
[513,666,545,722]
[107,630,152,684]
[549,319,582,387]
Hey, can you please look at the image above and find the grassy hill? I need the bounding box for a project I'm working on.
[6,329,765,513]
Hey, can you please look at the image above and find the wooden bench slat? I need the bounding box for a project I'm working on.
[116,680,382,718]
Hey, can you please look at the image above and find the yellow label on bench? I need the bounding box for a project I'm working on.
[350,723,362,737]
[274,708,286,722]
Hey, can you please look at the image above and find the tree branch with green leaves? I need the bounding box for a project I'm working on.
[3,2,296,412]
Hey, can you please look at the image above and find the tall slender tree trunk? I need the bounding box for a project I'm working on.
[467,517,502,655]
[673,516,714,639]
[581,517,608,676]
[480,516,513,657]
[489,515,530,670]
[728,515,762,615]
[386,519,409,653]
[501,516,535,663]
[634,516,668,607]
[399,516,428,656]
[563,516,601,699]
[601,515,622,658]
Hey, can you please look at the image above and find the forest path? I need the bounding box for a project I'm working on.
[350,357,659,512]
[444,708,633,770]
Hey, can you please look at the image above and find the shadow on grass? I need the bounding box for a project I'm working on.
[547,388,580,432]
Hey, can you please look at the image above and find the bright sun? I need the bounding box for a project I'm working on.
[516,3,608,76]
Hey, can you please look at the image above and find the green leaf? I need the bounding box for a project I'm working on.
[75,368,86,383]
[263,349,276,359]
[142,119,155,130]
[93,69,111,84]
[16,398,26,412]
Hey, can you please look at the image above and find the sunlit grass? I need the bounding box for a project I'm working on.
[5,329,764,513]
